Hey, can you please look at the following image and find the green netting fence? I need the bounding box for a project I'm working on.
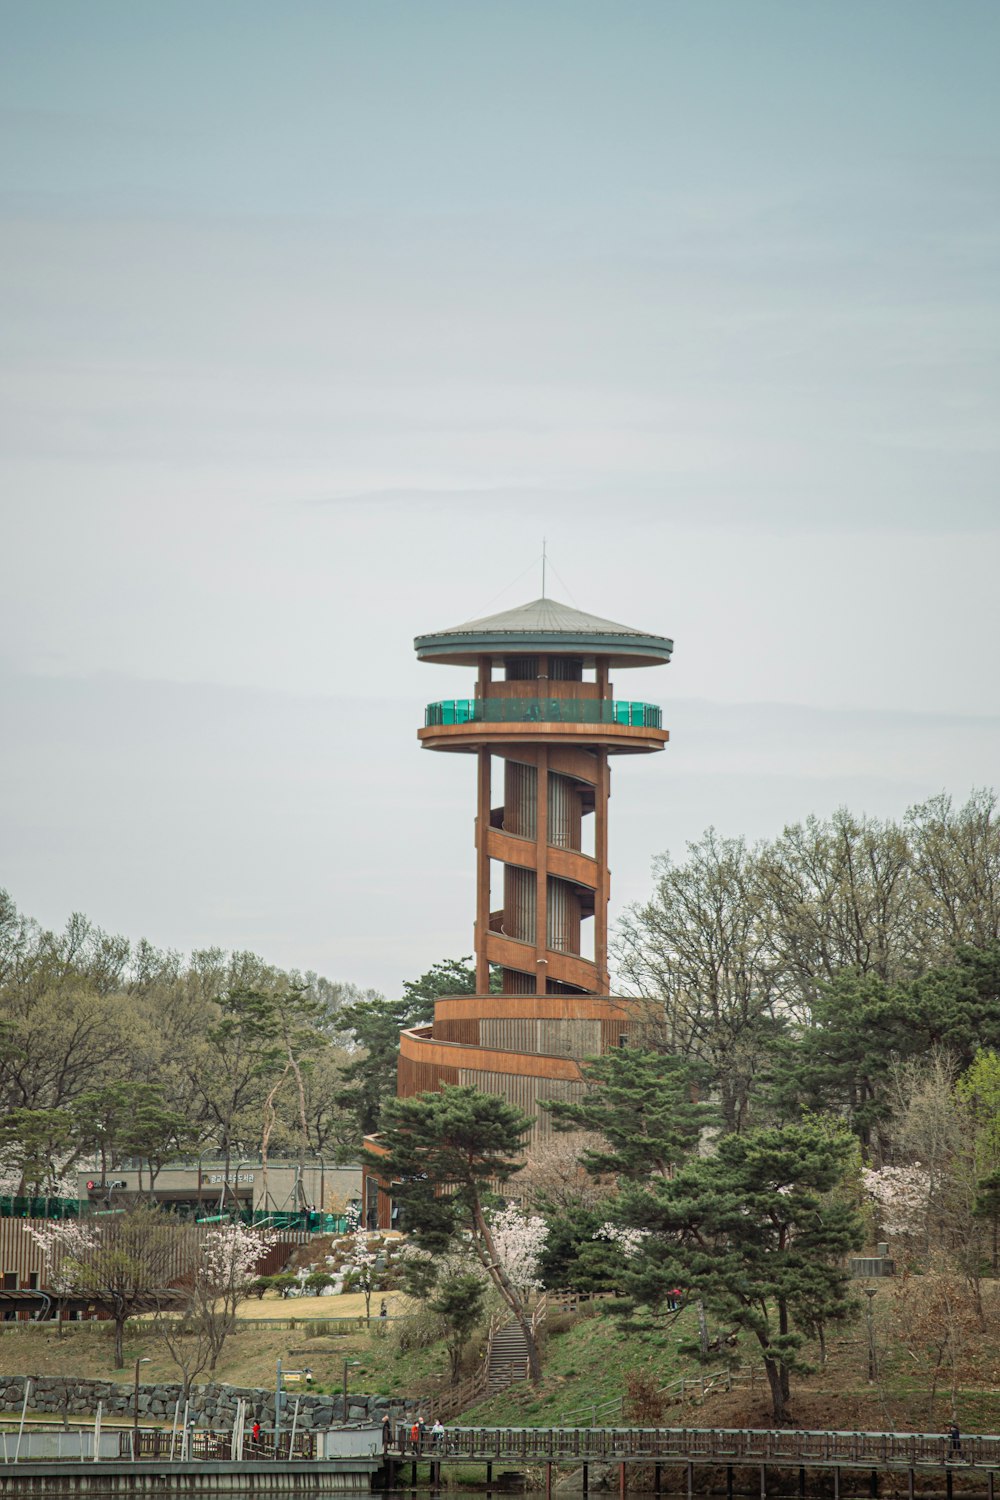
[0,1199,349,1234]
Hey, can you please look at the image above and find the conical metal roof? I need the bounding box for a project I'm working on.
[415,595,672,669]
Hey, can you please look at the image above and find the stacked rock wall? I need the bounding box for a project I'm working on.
[0,1375,410,1429]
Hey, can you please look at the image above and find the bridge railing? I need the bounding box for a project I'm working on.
[132,1429,316,1461]
[434,1426,1000,1470]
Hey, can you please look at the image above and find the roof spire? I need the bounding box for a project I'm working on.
[541,537,547,600]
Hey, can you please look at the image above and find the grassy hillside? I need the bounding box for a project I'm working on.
[0,1294,447,1405]
[2,1282,1000,1435]
[462,1290,1000,1436]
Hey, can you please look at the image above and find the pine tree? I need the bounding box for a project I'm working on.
[545,1047,715,1180]
[616,1121,864,1422]
[362,1084,543,1379]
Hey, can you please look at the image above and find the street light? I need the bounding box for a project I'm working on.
[863,1287,878,1383]
[133,1357,150,1455]
[342,1361,361,1424]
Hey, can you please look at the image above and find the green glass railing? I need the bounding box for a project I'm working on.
[425,698,662,729]
[0,1196,81,1219]
[0,1198,349,1234]
[195,1210,350,1233]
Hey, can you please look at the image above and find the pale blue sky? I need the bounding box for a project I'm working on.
[1,3,998,990]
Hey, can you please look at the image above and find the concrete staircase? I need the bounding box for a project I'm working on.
[487,1319,530,1391]
[430,1297,550,1422]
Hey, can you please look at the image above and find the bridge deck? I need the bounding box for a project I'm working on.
[393,1426,1000,1473]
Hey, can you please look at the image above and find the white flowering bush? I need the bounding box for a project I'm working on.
[26,1219,100,1290]
[157,1220,274,1394]
[861,1163,931,1240]
[200,1222,270,1298]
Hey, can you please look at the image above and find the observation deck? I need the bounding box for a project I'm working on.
[420,696,667,754]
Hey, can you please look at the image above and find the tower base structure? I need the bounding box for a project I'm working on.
[362,991,638,1231]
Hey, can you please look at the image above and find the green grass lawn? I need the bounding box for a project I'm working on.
[459,1306,702,1428]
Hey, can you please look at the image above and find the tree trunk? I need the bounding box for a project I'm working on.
[285,1040,310,1191]
[514,1308,542,1381]
[762,1357,786,1423]
[471,1199,542,1382]
[114,1313,126,1369]
[777,1299,792,1400]
[260,1066,290,1216]
[222,1138,232,1209]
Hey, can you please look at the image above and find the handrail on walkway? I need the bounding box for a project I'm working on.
[392,1424,1000,1473]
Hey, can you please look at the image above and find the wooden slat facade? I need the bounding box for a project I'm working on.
[456,1070,584,1139]
[397,1055,461,1098]
[0,1218,301,1310]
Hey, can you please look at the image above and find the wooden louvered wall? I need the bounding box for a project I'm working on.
[432,1017,480,1045]
[397,1055,460,1098]
[479,1016,603,1058]
[601,1016,635,1050]
[0,1218,302,1303]
[456,1069,585,1140]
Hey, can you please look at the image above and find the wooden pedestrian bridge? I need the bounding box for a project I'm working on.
[390,1425,1000,1497]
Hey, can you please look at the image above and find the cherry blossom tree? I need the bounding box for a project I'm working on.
[157,1222,273,1395]
[27,1218,99,1287]
[28,1206,182,1367]
[486,1206,547,1297]
[861,1163,932,1244]
[344,1228,379,1323]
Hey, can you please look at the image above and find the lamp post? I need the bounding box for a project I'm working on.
[132,1357,150,1455]
[863,1287,878,1383]
[342,1360,361,1424]
[274,1358,283,1457]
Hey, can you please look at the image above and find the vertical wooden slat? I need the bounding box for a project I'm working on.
[476,749,491,994]
[535,751,549,993]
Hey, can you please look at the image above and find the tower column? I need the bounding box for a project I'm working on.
[594,749,611,991]
[534,748,549,994]
[475,748,491,994]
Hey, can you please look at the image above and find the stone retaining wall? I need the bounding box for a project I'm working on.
[0,1375,410,1429]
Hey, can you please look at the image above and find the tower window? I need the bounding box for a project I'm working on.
[505,657,538,680]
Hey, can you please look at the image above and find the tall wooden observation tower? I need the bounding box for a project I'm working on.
[364,596,672,1227]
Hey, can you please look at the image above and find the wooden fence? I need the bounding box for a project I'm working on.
[414,1426,1000,1473]
[132,1429,316,1461]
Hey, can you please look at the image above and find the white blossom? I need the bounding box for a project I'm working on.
[26,1220,99,1290]
[343,1228,379,1314]
[595,1221,649,1259]
[486,1205,547,1294]
[199,1222,273,1295]
[861,1163,931,1239]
